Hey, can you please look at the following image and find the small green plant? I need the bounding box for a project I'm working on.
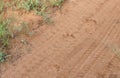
[0,18,11,47]
[19,0,41,11]
[19,0,64,23]
[19,0,50,22]
[49,0,64,7]
[0,52,6,62]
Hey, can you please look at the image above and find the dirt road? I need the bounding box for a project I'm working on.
[1,0,120,78]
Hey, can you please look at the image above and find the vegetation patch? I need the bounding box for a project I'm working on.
[0,0,64,63]
[50,0,64,7]
[18,0,64,22]
[0,52,7,63]
[19,0,41,11]
[0,18,11,47]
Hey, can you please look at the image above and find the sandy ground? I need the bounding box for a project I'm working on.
[1,0,120,78]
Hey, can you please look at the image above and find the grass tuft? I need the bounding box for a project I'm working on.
[0,52,7,63]
[0,19,11,47]
[19,0,64,23]
[19,0,41,11]
[50,0,64,7]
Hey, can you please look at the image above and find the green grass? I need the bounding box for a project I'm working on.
[19,0,41,11]
[50,0,64,7]
[0,1,9,63]
[19,0,47,21]
[0,0,64,63]
[0,16,30,63]
[19,0,47,17]
[0,52,7,63]
[18,0,64,22]
[0,0,65,48]
[0,19,11,47]
[0,16,28,63]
